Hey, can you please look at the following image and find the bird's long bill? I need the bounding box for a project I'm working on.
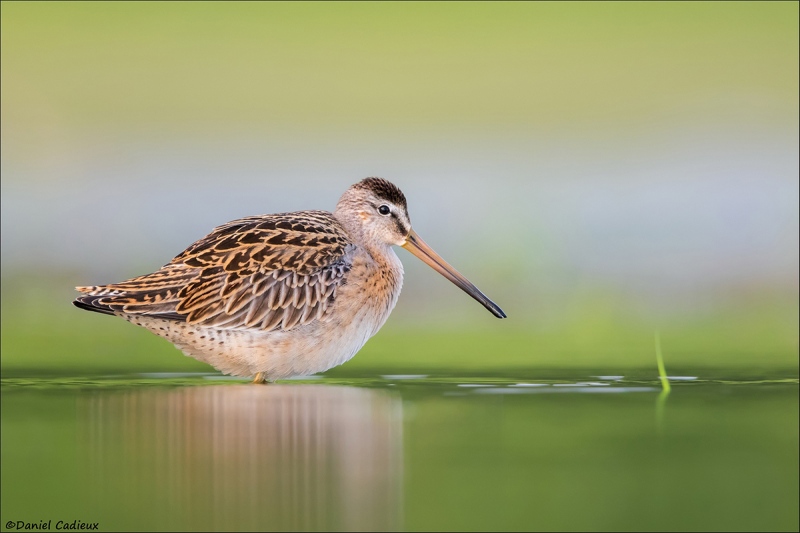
[401,229,507,319]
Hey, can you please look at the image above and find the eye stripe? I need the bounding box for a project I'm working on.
[392,213,408,236]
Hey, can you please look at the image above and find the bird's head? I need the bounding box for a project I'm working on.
[336,177,412,247]
[336,177,506,319]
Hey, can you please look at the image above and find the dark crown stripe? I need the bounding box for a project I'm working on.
[353,177,407,209]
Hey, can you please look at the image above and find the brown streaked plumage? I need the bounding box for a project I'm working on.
[74,177,506,382]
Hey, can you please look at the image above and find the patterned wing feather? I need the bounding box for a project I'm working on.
[74,211,354,331]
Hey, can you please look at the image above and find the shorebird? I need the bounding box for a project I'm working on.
[74,177,506,382]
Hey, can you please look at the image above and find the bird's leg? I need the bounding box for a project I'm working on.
[252,372,269,384]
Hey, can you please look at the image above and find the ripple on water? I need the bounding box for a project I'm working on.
[4,372,794,392]
[553,382,611,387]
[138,372,216,379]
[202,375,250,381]
[473,386,658,395]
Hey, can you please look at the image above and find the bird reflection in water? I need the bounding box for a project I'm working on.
[80,384,403,531]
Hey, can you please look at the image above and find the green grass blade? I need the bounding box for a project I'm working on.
[655,331,671,393]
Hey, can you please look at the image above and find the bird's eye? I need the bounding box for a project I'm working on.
[378,205,391,216]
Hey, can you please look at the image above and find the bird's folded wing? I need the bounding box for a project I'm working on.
[74,211,353,331]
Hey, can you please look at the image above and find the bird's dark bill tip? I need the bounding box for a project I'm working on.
[483,299,507,319]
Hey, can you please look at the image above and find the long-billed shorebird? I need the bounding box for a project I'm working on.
[74,177,506,382]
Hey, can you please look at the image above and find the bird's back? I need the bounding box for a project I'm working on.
[74,210,355,331]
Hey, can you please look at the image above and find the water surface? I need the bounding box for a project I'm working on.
[2,372,797,531]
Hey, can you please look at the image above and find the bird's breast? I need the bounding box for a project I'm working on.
[332,246,404,338]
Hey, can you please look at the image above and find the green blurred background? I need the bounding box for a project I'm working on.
[1,1,798,375]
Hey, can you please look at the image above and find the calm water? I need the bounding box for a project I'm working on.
[1,372,798,532]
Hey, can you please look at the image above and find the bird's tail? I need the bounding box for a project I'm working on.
[72,266,196,321]
[73,291,117,316]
